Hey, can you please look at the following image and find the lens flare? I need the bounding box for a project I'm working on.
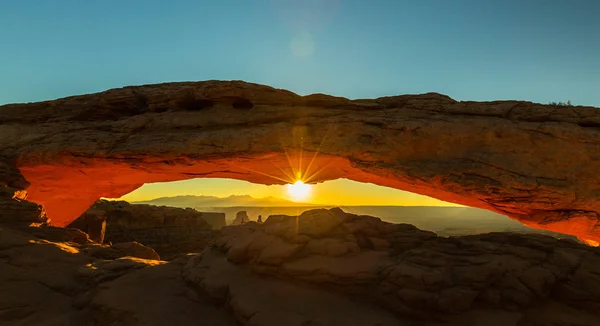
[286,180,311,202]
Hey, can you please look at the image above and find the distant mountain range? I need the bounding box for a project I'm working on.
[129,195,578,241]
[132,195,316,208]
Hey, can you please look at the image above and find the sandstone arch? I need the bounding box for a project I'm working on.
[1,80,599,244]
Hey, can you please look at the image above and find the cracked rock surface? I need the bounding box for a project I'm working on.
[203,208,600,325]
[1,203,600,326]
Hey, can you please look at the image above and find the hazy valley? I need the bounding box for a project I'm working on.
[132,195,575,239]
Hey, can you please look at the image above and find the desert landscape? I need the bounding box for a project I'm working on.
[1,80,600,325]
[132,194,579,238]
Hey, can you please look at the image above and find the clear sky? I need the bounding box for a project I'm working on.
[2,0,599,205]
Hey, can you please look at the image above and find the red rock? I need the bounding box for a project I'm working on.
[0,81,599,243]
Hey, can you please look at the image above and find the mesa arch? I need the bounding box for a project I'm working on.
[1,80,600,244]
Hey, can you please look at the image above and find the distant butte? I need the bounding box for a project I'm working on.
[1,80,599,244]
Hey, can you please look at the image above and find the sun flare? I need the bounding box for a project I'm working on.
[286,180,312,202]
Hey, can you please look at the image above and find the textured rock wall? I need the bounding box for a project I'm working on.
[0,195,48,227]
[2,80,600,243]
[70,208,107,243]
[1,203,600,325]
[0,158,46,228]
[71,200,219,260]
[203,208,600,323]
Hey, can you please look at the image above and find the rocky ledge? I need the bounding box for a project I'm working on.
[1,206,599,326]
[70,200,222,260]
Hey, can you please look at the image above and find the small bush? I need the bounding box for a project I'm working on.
[549,100,573,107]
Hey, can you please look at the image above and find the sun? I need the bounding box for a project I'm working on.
[286,180,312,202]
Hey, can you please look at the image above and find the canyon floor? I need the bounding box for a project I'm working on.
[2,201,600,326]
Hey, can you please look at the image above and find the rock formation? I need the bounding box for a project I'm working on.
[1,80,600,243]
[70,200,219,260]
[231,210,250,225]
[1,205,599,325]
[199,212,227,229]
[74,207,107,243]
[0,163,47,229]
[193,208,600,325]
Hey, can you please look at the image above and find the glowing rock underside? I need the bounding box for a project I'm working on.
[1,80,599,243]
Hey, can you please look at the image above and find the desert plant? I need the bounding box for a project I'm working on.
[549,100,572,107]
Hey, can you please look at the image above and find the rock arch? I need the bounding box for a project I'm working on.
[1,80,599,244]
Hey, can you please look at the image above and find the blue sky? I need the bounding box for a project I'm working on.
[1,0,599,106]
[2,1,600,204]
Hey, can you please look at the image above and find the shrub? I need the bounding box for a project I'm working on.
[549,100,573,107]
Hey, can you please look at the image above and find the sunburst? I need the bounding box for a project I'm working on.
[234,122,337,201]
[286,180,311,201]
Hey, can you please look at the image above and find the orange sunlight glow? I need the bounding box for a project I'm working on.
[227,124,337,204]
[286,180,312,202]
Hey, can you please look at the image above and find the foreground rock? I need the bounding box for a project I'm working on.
[0,176,47,228]
[2,204,600,325]
[76,207,107,242]
[70,200,219,260]
[0,225,179,326]
[203,208,600,325]
[0,207,406,325]
[1,81,600,243]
